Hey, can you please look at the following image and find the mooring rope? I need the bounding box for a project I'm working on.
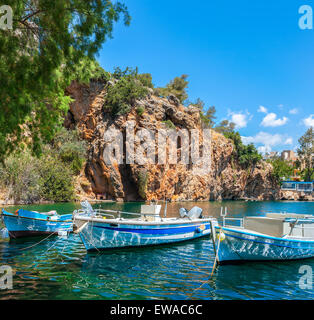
[17,232,56,251]
[185,227,223,300]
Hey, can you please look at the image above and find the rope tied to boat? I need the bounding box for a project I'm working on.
[17,232,56,251]
[185,225,223,300]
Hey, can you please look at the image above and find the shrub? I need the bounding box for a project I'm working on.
[0,152,41,203]
[136,106,145,116]
[103,67,151,117]
[224,131,262,168]
[104,72,148,116]
[138,170,149,199]
[0,128,86,203]
[52,128,87,174]
[38,158,75,202]
[162,120,176,129]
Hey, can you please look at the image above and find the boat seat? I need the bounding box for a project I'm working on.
[244,217,285,237]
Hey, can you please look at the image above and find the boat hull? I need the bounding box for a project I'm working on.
[216,227,314,264]
[77,219,212,251]
[2,213,73,239]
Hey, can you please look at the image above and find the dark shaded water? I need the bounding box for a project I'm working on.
[0,201,314,300]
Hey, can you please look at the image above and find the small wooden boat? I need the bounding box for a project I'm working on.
[74,201,216,251]
[1,208,73,239]
[213,212,314,264]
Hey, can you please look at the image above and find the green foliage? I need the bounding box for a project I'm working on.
[136,106,145,116]
[0,152,41,203]
[138,170,149,199]
[224,131,262,168]
[104,67,149,116]
[191,99,217,128]
[51,128,87,174]
[137,73,154,88]
[215,120,236,135]
[267,159,294,184]
[156,75,189,104]
[38,158,75,202]
[0,129,87,203]
[297,127,314,181]
[162,120,176,129]
[0,1,130,160]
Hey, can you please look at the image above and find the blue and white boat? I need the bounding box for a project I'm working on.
[1,208,73,239]
[213,212,314,264]
[74,201,216,251]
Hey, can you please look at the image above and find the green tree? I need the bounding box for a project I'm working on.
[297,127,314,181]
[104,68,149,116]
[268,159,294,184]
[157,74,189,104]
[0,1,130,160]
[224,131,262,168]
[214,120,236,134]
[190,99,216,128]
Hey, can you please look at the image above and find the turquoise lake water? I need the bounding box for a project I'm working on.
[0,200,314,300]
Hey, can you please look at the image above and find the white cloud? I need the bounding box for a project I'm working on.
[258,106,268,113]
[284,137,293,145]
[242,132,282,147]
[303,114,314,127]
[228,110,251,129]
[289,108,298,115]
[261,113,288,127]
[241,132,293,154]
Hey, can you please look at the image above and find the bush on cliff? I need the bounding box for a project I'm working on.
[138,170,149,199]
[51,128,87,175]
[224,131,262,168]
[156,75,189,104]
[104,68,149,116]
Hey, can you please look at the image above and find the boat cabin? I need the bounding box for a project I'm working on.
[243,213,314,239]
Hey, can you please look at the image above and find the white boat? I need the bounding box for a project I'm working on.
[213,212,314,264]
[73,201,216,251]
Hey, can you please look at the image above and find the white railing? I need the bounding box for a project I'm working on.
[220,207,244,228]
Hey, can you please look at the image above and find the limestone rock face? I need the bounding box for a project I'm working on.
[65,80,280,201]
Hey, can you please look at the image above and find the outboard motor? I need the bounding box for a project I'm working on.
[187,206,203,219]
[179,208,188,218]
[80,200,94,216]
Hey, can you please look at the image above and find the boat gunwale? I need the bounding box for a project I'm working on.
[74,215,215,226]
[1,212,73,223]
[216,225,314,244]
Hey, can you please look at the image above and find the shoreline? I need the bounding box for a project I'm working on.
[0,197,313,206]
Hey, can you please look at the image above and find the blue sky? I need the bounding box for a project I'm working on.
[98,0,314,153]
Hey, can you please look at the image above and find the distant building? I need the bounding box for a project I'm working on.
[264,151,279,160]
[281,150,298,162]
[281,181,313,193]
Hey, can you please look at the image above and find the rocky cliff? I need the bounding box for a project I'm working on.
[65,79,280,202]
